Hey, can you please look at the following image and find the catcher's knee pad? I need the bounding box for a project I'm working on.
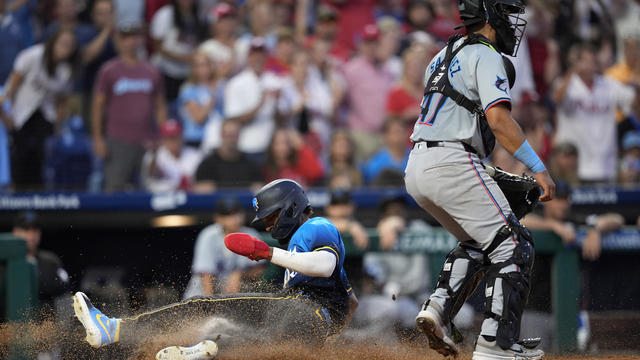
[432,244,486,323]
[484,219,535,350]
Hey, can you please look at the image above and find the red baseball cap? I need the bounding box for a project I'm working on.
[211,3,236,22]
[362,24,380,41]
[160,120,182,138]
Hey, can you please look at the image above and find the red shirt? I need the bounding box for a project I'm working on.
[264,146,324,186]
[325,0,376,51]
[386,86,420,116]
[95,58,164,144]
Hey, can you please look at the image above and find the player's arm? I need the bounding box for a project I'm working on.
[224,233,337,277]
[485,104,555,201]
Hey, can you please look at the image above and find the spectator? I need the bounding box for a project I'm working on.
[307,37,346,144]
[605,35,640,129]
[12,211,70,313]
[342,24,395,161]
[240,0,277,51]
[328,0,376,54]
[79,0,117,124]
[44,98,92,190]
[141,119,202,193]
[280,49,335,150]
[0,29,77,191]
[198,3,241,78]
[553,43,636,184]
[265,27,296,76]
[425,0,462,44]
[263,127,324,186]
[307,3,350,61]
[326,130,363,187]
[150,0,204,101]
[324,188,369,249]
[92,22,167,192]
[183,197,264,298]
[549,142,580,186]
[361,117,409,184]
[619,131,640,188]
[224,37,284,155]
[386,44,428,129]
[178,51,224,150]
[0,0,27,85]
[526,0,562,99]
[403,0,435,37]
[376,16,402,81]
[193,120,262,193]
[40,0,93,42]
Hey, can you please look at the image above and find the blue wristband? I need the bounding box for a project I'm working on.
[513,140,546,173]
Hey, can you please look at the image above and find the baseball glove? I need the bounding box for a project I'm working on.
[486,165,541,219]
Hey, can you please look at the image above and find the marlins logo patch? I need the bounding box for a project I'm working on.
[252,197,259,211]
[495,75,509,95]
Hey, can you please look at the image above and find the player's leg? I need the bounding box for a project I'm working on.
[73,292,329,348]
[473,218,543,359]
[405,147,487,356]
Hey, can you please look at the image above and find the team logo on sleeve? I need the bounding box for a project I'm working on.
[252,197,259,211]
[495,75,509,95]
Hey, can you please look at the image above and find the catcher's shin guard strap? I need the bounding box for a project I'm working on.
[483,234,535,350]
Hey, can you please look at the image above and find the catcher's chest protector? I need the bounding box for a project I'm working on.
[422,34,497,156]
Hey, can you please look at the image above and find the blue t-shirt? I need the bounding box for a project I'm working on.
[361,148,410,183]
[177,83,225,144]
[284,217,353,322]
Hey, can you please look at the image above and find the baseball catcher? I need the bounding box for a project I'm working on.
[72,179,358,359]
[403,0,555,359]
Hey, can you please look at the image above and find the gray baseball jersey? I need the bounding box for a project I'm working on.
[183,224,260,299]
[409,37,512,155]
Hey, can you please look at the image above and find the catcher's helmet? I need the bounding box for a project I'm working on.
[455,0,527,56]
[251,179,311,244]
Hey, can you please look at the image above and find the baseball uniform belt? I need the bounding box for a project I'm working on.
[413,141,477,155]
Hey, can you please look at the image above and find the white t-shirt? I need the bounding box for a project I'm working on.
[198,38,248,71]
[150,5,197,78]
[224,68,288,153]
[183,224,260,298]
[554,74,635,181]
[142,145,202,193]
[10,44,72,129]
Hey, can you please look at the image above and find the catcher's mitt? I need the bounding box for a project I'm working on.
[486,165,541,219]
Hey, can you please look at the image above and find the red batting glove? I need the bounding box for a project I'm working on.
[224,233,271,261]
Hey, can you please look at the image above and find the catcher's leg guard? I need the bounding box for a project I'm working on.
[483,216,535,350]
[429,244,486,325]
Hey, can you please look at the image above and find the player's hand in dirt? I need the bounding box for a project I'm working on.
[224,233,271,261]
[533,170,555,202]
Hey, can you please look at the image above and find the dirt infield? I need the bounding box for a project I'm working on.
[2,319,639,360]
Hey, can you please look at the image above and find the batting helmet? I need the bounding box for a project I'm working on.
[454,0,527,56]
[251,179,311,244]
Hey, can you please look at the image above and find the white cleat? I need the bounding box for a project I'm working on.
[156,340,219,360]
[472,336,544,360]
[415,303,459,357]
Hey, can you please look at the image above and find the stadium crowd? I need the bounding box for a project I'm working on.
[0,0,638,194]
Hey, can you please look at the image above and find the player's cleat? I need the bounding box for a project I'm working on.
[416,302,459,357]
[155,340,219,360]
[72,291,121,348]
[472,336,544,360]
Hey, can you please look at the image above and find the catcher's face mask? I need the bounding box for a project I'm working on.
[486,0,527,56]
